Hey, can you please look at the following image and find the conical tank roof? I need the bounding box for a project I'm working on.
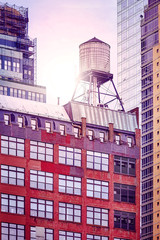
[80,37,110,47]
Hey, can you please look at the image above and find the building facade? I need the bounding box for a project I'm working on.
[0,95,140,240]
[117,0,147,112]
[0,2,46,102]
[141,0,160,239]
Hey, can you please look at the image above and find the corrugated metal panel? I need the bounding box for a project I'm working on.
[0,95,71,121]
[70,102,138,132]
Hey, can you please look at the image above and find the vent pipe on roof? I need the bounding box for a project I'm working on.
[57,97,60,105]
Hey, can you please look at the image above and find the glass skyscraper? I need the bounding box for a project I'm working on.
[117,0,148,113]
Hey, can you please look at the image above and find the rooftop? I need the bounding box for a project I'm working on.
[0,95,70,122]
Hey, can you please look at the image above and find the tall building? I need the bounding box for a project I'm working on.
[141,0,160,239]
[117,0,148,112]
[0,33,141,239]
[0,2,46,102]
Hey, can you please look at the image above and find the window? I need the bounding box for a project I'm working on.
[59,174,81,195]
[115,135,120,145]
[28,91,31,100]
[4,114,10,125]
[142,192,153,204]
[13,59,20,72]
[127,137,132,147]
[18,89,22,98]
[4,87,7,95]
[22,90,25,99]
[45,122,51,133]
[30,226,53,240]
[87,235,108,240]
[30,170,53,191]
[59,230,81,240]
[142,214,153,226]
[1,135,25,157]
[1,222,25,239]
[142,179,153,192]
[87,179,108,199]
[30,198,53,219]
[0,86,3,94]
[40,94,44,102]
[1,165,25,186]
[88,129,94,140]
[31,119,37,130]
[87,206,108,227]
[18,116,24,128]
[4,58,11,71]
[32,92,35,101]
[36,93,40,101]
[14,88,17,97]
[114,238,129,240]
[1,193,25,215]
[114,155,136,176]
[30,141,53,162]
[87,151,109,171]
[60,124,65,135]
[74,127,80,138]
[59,202,81,223]
[99,132,105,142]
[59,146,81,167]
[114,211,135,231]
[142,166,153,179]
[114,183,135,203]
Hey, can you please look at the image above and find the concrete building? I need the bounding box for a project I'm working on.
[0,2,46,102]
[117,0,147,113]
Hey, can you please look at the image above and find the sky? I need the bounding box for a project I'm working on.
[3,0,117,105]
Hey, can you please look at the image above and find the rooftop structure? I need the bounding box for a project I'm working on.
[72,37,124,111]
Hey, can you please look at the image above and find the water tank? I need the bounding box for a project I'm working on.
[79,37,110,74]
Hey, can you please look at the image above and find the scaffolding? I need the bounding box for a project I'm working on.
[0,2,28,38]
[0,2,36,85]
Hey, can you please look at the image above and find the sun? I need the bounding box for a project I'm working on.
[39,58,78,105]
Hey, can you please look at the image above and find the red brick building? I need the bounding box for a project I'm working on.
[0,96,140,240]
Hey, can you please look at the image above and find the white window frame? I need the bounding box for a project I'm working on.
[31,119,37,130]
[4,114,10,125]
[88,129,94,140]
[60,124,65,135]
[18,116,24,128]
